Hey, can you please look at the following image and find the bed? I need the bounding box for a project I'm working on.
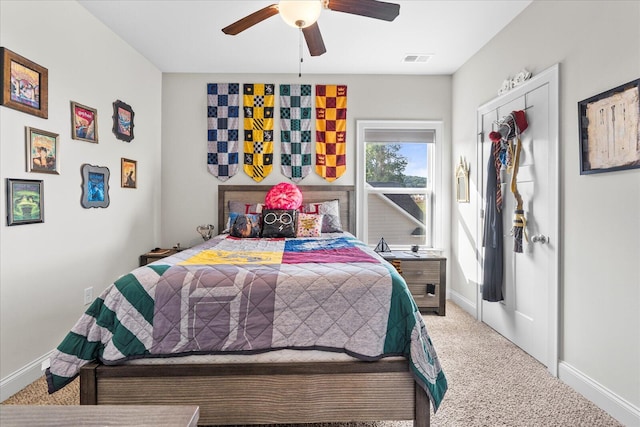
[46,185,447,426]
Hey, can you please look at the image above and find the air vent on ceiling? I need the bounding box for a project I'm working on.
[403,54,432,63]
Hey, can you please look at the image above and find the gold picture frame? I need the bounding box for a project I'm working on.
[26,127,59,174]
[455,156,469,203]
[0,47,48,118]
[70,101,98,143]
[121,158,137,189]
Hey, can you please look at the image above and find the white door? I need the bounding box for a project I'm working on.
[476,65,559,375]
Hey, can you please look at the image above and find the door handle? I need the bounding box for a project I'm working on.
[531,234,548,244]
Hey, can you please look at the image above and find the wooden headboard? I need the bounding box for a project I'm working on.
[218,185,356,235]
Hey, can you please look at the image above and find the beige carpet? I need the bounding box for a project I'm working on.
[2,301,622,426]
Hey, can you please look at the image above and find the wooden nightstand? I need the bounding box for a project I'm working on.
[381,252,447,316]
[139,249,178,266]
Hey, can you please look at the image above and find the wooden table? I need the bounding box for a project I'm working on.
[0,405,199,426]
[139,249,179,266]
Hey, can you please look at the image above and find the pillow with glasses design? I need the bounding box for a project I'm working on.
[261,209,298,238]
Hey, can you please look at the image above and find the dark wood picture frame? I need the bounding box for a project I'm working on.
[578,78,640,175]
[81,164,110,208]
[121,158,137,189]
[112,99,135,142]
[6,178,44,226]
[26,126,60,174]
[71,101,98,143]
[0,47,48,119]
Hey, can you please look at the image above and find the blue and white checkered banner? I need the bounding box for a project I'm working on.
[207,83,239,181]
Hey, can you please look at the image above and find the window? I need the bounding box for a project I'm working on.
[357,120,443,250]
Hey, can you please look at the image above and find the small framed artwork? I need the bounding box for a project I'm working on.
[81,164,110,208]
[121,158,137,188]
[455,156,470,203]
[70,101,98,143]
[6,178,44,225]
[26,126,59,174]
[112,99,135,142]
[0,47,48,118]
[578,78,640,174]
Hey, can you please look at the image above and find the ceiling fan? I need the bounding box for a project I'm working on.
[222,0,400,57]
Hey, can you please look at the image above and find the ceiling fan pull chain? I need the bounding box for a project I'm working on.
[298,28,304,77]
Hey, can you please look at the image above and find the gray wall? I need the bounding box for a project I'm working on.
[160,73,452,249]
[0,0,162,394]
[450,0,639,414]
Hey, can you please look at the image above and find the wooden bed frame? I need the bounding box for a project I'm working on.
[79,185,431,426]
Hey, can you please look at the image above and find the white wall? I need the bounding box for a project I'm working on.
[0,0,162,398]
[160,73,452,249]
[450,0,639,420]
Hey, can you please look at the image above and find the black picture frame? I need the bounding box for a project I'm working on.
[578,78,640,175]
[112,99,134,142]
[81,164,110,208]
[6,178,44,225]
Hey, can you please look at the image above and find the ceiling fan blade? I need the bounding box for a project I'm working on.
[222,4,279,35]
[302,23,327,56]
[327,0,400,21]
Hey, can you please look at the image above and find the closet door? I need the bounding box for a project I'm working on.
[477,65,559,374]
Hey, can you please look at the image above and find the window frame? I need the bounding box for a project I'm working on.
[356,120,444,250]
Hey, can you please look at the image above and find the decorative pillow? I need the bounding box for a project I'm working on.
[225,201,263,232]
[264,182,303,210]
[296,213,323,237]
[261,209,298,238]
[303,200,343,233]
[229,213,261,238]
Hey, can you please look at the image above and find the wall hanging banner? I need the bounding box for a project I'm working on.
[280,84,312,182]
[315,84,347,181]
[207,83,240,181]
[243,83,275,182]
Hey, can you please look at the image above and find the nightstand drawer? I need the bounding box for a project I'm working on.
[401,261,441,282]
[407,283,440,308]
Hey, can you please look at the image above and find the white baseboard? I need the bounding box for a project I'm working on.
[0,350,52,402]
[448,289,477,318]
[559,361,640,426]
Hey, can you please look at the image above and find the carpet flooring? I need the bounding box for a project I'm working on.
[1,301,622,426]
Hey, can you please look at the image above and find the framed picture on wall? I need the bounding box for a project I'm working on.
[81,164,110,208]
[578,78,640,174]
[26,126,59,174]
[6,178,44,225]
[70,101,98,143]
[121,158,137,188]
[0,47,48,118]
[112,99,135,142]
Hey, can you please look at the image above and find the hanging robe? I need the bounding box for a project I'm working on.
[482,142,504,302]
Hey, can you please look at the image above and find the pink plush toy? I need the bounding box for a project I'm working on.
[264,182,303,210]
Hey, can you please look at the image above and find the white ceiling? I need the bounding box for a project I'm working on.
[78,0,532,75]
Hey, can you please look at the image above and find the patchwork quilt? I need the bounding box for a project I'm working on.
[46,233,447,410]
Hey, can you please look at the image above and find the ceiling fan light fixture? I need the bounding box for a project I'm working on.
[278,0,322,28]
